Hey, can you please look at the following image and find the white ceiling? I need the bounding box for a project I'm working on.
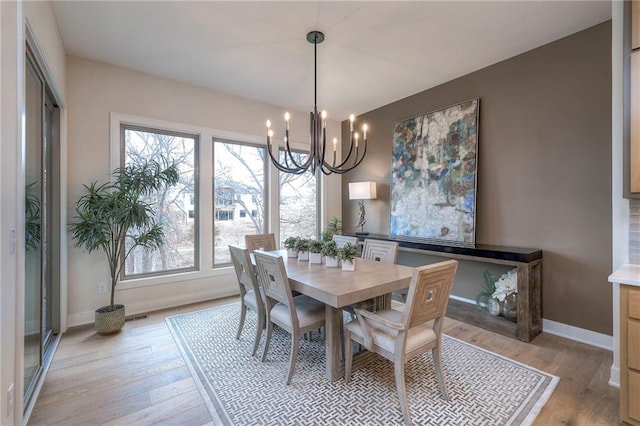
[51,1,611,119]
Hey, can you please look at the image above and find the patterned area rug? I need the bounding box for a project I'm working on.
[166,303,558,425]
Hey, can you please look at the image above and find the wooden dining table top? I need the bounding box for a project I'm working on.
[265,250,414,308]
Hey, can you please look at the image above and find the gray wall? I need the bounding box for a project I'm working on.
[342,22,612,335]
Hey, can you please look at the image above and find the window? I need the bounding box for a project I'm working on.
[279,150,318,241]
[121,124,198,277]
[213,140,266,264]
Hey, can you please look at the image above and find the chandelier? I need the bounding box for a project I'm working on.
[266,31,368,175]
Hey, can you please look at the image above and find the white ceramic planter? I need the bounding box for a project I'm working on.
[287,248,298,258]
[309,252,322,264]
[298,251,309,261]
[341,259,355,271]
[325,256,338,268]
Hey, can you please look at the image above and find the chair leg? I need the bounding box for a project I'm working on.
[394,359,412,426]
[252,309,264,357]
[432,346,449,401]
[236,302,247,340]
[344,331,353,383]
[261,320,273,362]
[286,329,300,385]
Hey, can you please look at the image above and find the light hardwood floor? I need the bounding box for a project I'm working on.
[28,297,618,425]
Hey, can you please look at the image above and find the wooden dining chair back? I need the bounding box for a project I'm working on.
[362,239,398,263]
[245,233,277,252]
[332,235,358,248]
[254,250,325,385]
[344,260,458,426]
[228,245,265,357]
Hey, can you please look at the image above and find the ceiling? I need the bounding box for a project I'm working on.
[51,1,611,119]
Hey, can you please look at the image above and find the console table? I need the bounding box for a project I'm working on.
[348,234,543,342]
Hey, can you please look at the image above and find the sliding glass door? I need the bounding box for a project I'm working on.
[23,45,59,408]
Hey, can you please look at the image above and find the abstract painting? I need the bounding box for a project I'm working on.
[390,99,479,247]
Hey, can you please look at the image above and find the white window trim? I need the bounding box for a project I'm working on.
[109,112,324,290]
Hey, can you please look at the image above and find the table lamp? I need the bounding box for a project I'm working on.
[348,181,377,235]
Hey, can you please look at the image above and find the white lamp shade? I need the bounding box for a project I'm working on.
[349,181,377,200]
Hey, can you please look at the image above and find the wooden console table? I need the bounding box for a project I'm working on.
[348,234,543,342]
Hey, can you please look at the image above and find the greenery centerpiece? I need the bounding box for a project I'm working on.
[321,240,339,267]
[308,239,324,264]
[69,159,179,335]
[295,237,311,261]
[283,236,300,258]
[321,216,343,242]
[336,242,359,271]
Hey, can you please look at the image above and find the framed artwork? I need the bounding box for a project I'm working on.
[390,98,479,247]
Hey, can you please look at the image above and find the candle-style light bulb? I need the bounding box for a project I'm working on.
[362,124,368,139]
[333,137,337,152]
[284,112,290,131]
[268,129,274,145]
[349,114,355,131]
[321,110,327,128]
[354,132,359,148]
[266,119,271,129]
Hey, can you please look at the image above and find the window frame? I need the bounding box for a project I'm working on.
[119,123,201,279]
[277,147,321,241]
[212,137,268,266]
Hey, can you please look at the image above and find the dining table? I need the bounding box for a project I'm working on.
[266,250,414,382]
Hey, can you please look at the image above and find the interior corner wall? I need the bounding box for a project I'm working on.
[342,21,613,335]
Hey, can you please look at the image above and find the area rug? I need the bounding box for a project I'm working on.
[166,303,558,425]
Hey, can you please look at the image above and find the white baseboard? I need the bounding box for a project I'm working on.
[449,294,477,305]
[609,365,620,388]
[66,286,239,328]
[542,318,613,351]
[448,296,614,352]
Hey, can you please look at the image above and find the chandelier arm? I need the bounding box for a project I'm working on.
[323,138,368,174]
[319,121,328,172]
[266,138,310,175]
[331,131,357,170]
[283,128,305,169]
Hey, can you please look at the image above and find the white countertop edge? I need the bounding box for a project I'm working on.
[608,263,640,286]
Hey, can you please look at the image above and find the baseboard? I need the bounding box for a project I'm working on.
[542,318,613,351]
[449,296,614,351]
[609,365,620,388]
[67,287,239,328]
[449,294,477,305]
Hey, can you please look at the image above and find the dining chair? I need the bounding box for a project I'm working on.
[362,239,399,263]
[228,245,265,357]
[332,234,358,248]
[361,238,408,302]
[344,259,458,426]
[245,233,277,252]
[355,239,400,312]
[254,250,326,385]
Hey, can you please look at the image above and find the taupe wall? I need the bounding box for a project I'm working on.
[342,22,612,335]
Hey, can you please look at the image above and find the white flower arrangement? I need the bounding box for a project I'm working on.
[491,268,517,302]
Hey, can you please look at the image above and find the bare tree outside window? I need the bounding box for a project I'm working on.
[213,140,265,265]
[122,126,198,277]
[279,151,318,242]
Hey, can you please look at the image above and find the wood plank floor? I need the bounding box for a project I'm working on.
[28,297,618,425]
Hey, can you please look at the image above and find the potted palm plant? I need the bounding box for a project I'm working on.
[283,236,300,258]
[308,240,323,264]
[337,242,359,271]
[321,240,339,267]
[69,159,179,335]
